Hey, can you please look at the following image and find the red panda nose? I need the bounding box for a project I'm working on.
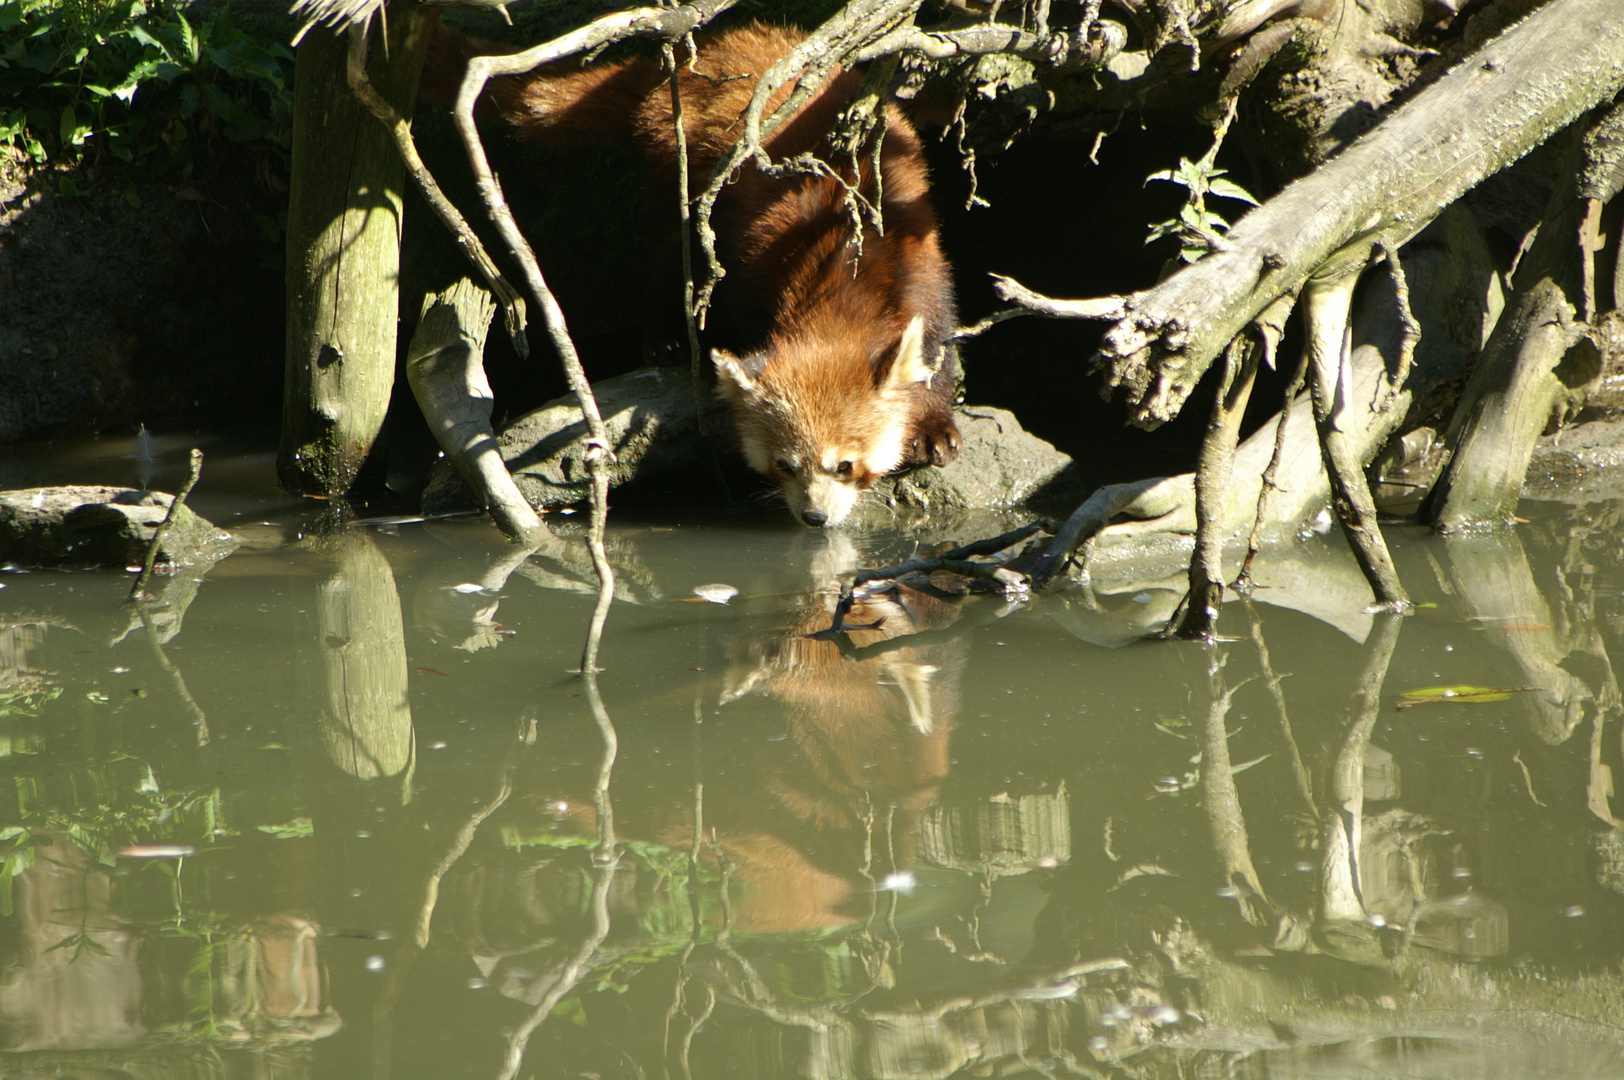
[801,508,829,527]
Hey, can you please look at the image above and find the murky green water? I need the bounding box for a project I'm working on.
[5,435,1624,1079]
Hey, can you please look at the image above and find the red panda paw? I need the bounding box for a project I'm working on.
[908,414,961,468]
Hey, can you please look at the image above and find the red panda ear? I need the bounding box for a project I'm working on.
[712,348,758,401]
[879,316,933,394]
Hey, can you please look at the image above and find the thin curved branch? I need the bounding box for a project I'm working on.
[989,274,1128,321]
[346,22,530,357]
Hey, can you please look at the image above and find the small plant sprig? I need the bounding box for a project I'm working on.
[1144,98,1259,264]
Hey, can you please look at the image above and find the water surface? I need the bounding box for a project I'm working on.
[4,435,1624,1079]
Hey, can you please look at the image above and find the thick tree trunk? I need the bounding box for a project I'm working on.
[281,13,433,496]
[1093,0,1624,428]
[1423,133,1596,530]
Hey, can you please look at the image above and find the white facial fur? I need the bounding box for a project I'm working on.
[714,316,936,527]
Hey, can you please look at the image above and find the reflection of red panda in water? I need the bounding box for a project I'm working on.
[423,22,962,526]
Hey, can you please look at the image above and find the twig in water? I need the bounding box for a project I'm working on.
[131,448,203,599]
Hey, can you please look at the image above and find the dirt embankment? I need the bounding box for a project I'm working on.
[0,143,286,446]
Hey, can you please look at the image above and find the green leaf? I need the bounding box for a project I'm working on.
[122,183,140,207]
[257,817,313,840]
[1207,177,1260,205]
[1396,684,1539,711]
[176,12,198,66]
[57,101,74,146]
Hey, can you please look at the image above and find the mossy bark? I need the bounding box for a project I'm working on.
[281,13,433,496]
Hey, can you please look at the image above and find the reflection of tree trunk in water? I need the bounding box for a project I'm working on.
[317,532,414,780]
[1198,649,1268,924]
[0,833,141,1050]
[1588,709,1621,828]
[1320,613,1402,924]
[1441,532,1589,745]
[499,673,619,1080]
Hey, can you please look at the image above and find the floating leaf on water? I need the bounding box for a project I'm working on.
[1395,685,1539,711]
[688,583,739,605]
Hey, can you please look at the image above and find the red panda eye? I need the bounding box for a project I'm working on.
[775,459,796,476]
[836,460,853,477]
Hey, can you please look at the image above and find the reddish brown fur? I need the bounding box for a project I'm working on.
[424,24,962,524]
[512,578,964,933]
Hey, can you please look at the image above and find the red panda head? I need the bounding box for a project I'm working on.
[714,316,936,527]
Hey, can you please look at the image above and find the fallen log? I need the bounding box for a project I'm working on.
[1084,0,1624,428]
[405,280,542,541]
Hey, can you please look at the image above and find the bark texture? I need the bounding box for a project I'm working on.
[281,13,433,496]
[1094,0,1624,428]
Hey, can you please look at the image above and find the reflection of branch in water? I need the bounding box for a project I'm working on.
[1198,649,1269,925]
[1321,613,1403,924]
[133,600,210,746]
[499,672,619,1080]
[373,717,534,1080]
[1243,602,1315,818]
[662,680,710,1080]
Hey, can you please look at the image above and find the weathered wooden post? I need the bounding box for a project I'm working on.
[281,12,434,496]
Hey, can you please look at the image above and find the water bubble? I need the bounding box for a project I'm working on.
[467,977,487,990]
[1089,1036,1110,1054]
[431,741,448,750]
[1294,861,1315,873]
[365,955,386,973]
[356,830,371,839]
[1564,905,1586,918]
[1368,913,1388,928]
[878,871,917,894]
[1146,1006,1182,1027]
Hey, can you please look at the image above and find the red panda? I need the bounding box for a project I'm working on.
[424,22,962,526]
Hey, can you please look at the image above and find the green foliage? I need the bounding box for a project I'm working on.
[0,0,292,181]
[1145,157,1259,264]
[0,756,231,917]
[256,815,312,839]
